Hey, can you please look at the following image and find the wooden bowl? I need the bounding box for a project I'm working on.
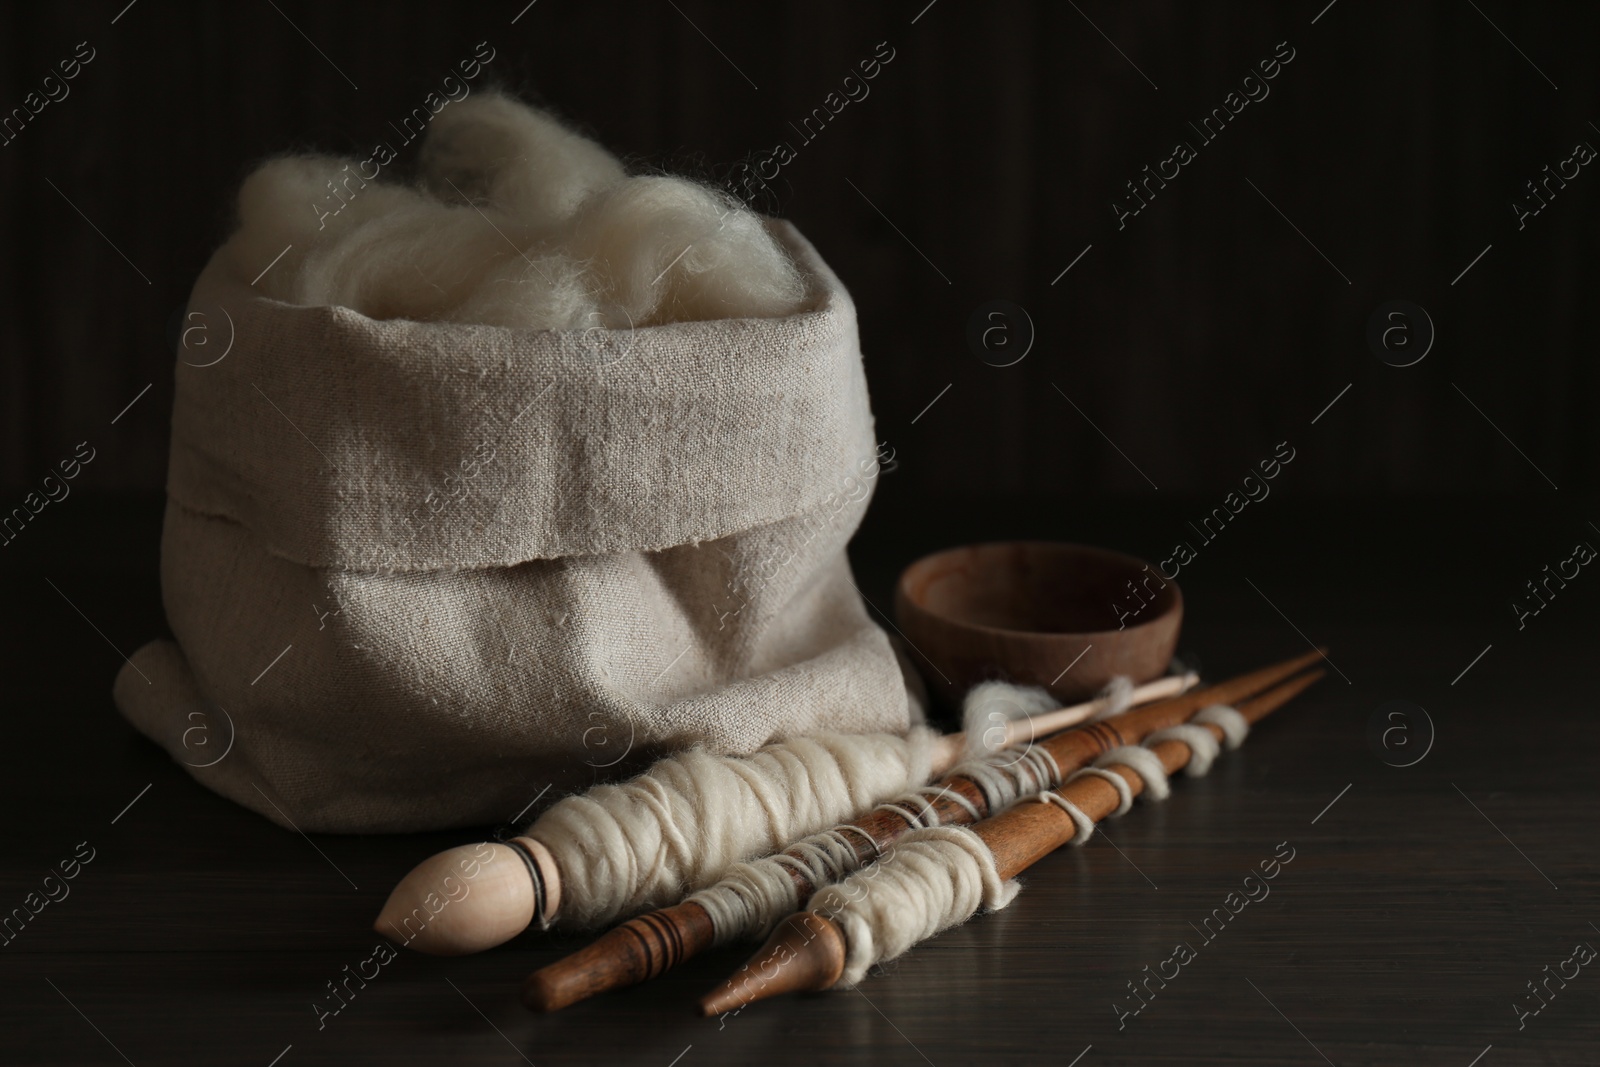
[894,541,1182,708]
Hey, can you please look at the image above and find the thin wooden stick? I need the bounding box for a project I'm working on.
[698,667,1325,1015]
[925,673,1197,775]
[522,651,1323,1011]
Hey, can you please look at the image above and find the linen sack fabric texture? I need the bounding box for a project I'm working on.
[112,220,918,833]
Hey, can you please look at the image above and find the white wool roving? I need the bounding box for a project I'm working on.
[228,152,596,327]
[528,727,940,929]
[418,93,625,227]
[220,91,807,330]
[810,706,1252,987]
[959,680,1059,759]
[563,176,807,326]
[222,155,415,302]
[1089,675,1137,721]
[959,676,1137,759]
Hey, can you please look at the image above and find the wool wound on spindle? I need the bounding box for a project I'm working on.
[684,742,1048,948]
[681,678,1120,946]
[531,728,940,929]
[808,706,1250,986]
[812,826,1020,988]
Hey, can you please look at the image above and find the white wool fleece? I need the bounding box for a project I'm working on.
[222,92,808,329]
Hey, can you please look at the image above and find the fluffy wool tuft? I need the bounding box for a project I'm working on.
[222,92,808,330]
[959,680,1059,759]
[419,93,625,228]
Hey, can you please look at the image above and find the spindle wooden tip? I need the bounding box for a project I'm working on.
[524,900,718,1013]
[523,961,580,1014]
[696,912,847,1016]
[376,841,534,955]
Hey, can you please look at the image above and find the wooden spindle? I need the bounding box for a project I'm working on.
[384,675,1195,958]
[697,667,1326,1015]
[523,650,1325,1011]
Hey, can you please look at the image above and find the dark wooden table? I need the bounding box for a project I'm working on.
[4,491,1596,1066]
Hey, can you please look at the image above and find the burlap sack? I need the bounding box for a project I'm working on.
[114,221,916,833]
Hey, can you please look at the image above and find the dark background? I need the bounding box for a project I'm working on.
[3,0,1596,501]
[3,4,1597,1066]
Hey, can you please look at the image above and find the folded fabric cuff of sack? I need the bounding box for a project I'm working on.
[164,220,882,571]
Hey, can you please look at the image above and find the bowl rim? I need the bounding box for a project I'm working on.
[894,539,1184,641]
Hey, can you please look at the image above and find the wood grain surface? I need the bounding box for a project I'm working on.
[2,493,1595,1066]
